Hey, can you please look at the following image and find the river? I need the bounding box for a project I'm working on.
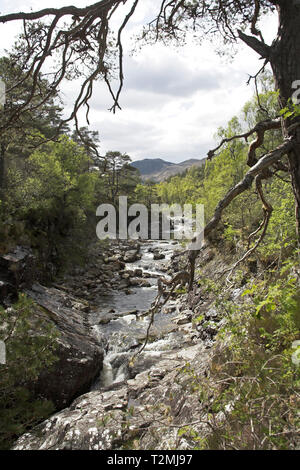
[90,237,190,389]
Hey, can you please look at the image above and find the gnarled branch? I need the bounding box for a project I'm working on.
[238,29,271,59]
[207,118,281,166]
[226,171,273,280]
[188,138,293,290]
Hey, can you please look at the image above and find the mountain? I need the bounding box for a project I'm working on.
[130,158,175,177]
[131,157,206,182]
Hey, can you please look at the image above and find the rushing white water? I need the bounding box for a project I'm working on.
[91,237,185,389]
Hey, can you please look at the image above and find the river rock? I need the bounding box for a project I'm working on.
[121,272,130,279]
[129,278,151,287]
[133,268,143,277]
[119,279,130,289]
[174,314,192,325]
[153,252,165,260]
[122,250,140,263]
[159,266,168,273]
[13,344,211,450]
[24,283,104,410]
[205,307,220,321]
[122,309,138,316]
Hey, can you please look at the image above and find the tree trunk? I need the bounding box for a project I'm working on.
[270,1,300,236]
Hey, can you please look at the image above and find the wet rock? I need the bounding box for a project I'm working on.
[113,261,126,271]
[122,309,138,316]
[159,266,168,273]
[98,315,112,325]
[133,268,143,277]
[105,255,122,263]
[119,279,130,289]
[162,305,176,314]
[128,354,165,378]
[121,272,130,279]
[99,308,139,325]
[129,278,151,287]
[142,272,151,278]
[153,252,165,260]
[124,240,140,251]
[123,250,140,263]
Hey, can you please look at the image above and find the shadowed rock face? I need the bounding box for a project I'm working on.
[26,284,104,410]
[12,244,225,450]
[0,246,36,303]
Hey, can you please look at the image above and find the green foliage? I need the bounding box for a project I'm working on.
[223,224,240,243]
[280,98,300,120]
[13,135,97,212]
[0,57,143,268]
[134,181,160,208]
[0,294,59,449]
[99,151,140,205]
[258,177,297,259]
[184,262,300,450]
[242,262,300,348]
[2,135,100,268]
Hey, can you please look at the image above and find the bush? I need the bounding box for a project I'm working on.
[184,263,300,450]
[0,294,58,449]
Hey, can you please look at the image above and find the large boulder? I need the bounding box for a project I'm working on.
[25,283,104,410]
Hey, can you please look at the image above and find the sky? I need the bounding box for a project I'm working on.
[0,0,279,163]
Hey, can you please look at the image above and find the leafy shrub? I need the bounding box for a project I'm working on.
[195,264,300,449]
[0,294,58,449]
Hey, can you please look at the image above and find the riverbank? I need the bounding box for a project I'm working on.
[10,238,228,450]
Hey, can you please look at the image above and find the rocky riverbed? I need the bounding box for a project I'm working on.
[7,237,230,450]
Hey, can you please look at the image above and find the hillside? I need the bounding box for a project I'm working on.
[131,157,206,182]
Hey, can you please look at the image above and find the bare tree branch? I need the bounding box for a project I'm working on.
[226,172,273,280]
[0,2,115,23]
[0,0,127,139]
[207,118,281,164]
[238,29,271,59]
[188,138,294,290]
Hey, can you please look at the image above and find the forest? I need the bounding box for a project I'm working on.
[0,0,299,453]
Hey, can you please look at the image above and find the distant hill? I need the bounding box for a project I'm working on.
[131,158,175,176]
[131,157,206,182]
